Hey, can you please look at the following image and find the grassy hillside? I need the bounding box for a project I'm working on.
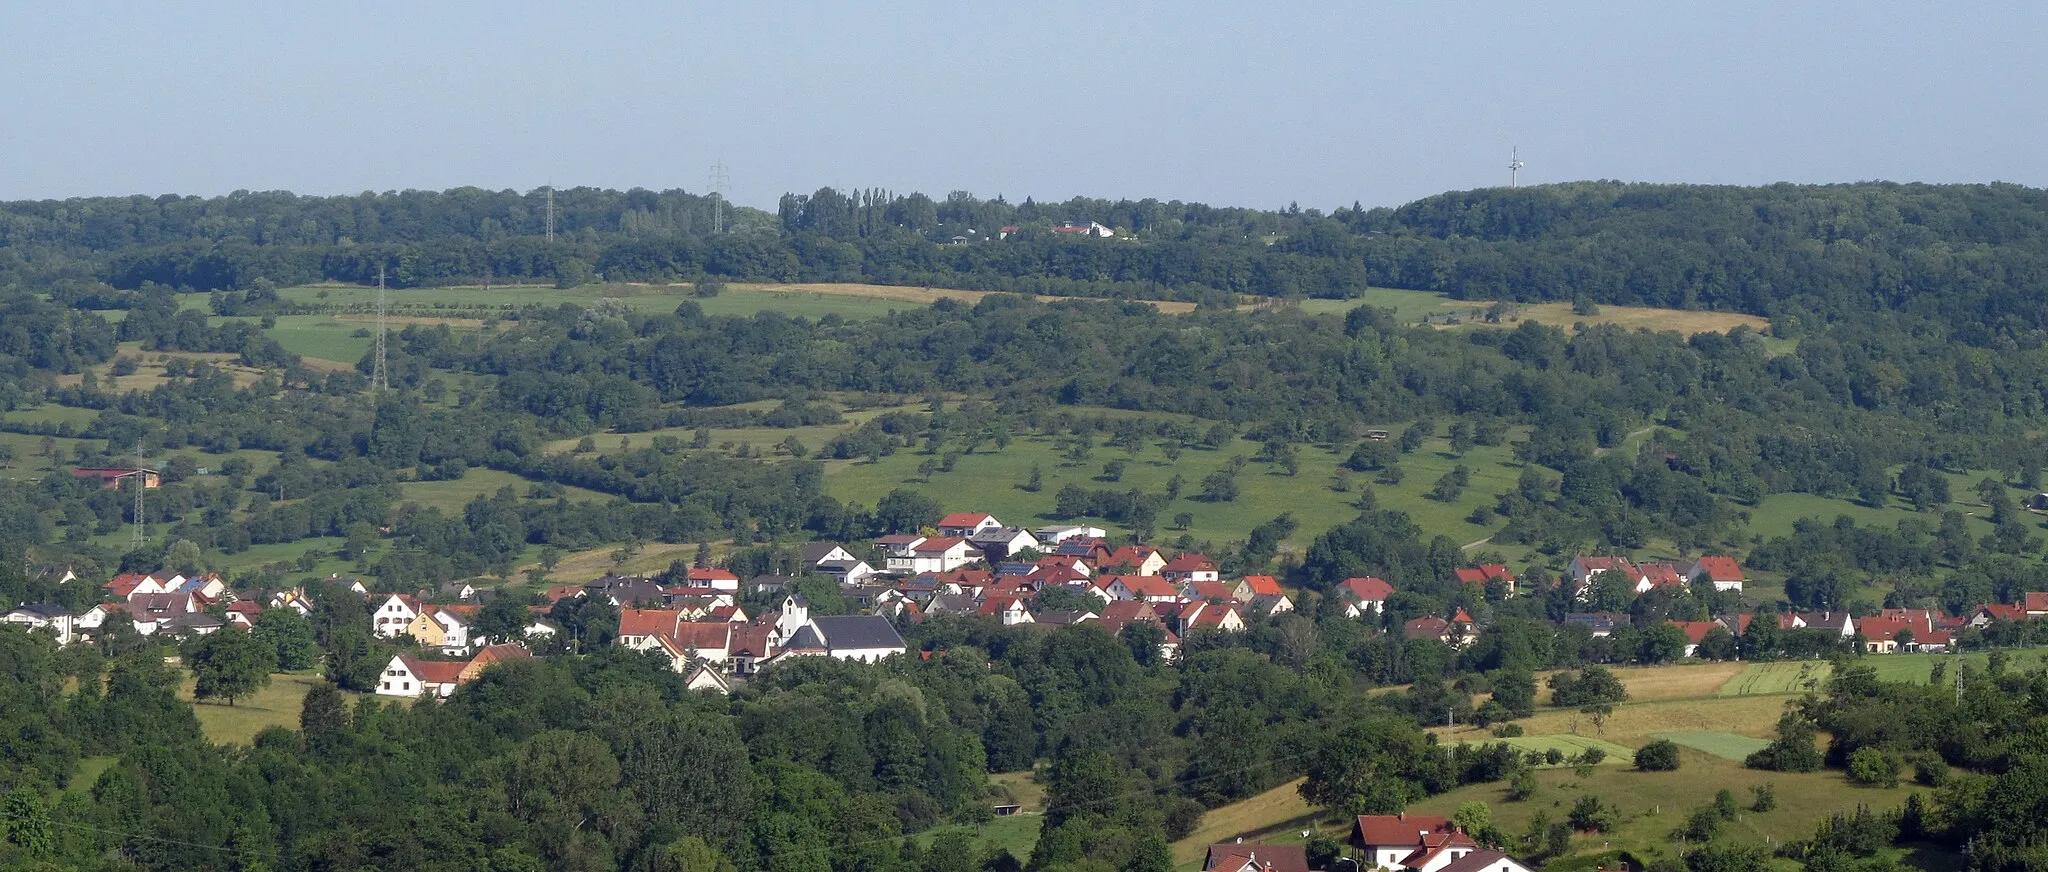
[177,671,354,745]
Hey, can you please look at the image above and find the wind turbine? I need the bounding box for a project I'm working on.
[1508,146,1525,187]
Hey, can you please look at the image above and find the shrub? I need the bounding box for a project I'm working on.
[1507,769,1539,801]
[1635,739,1682,771]
[1491,723,1524,738]
[1568,795,1616,833]
[1749,782,1777,812]
[1846,748,1902,788]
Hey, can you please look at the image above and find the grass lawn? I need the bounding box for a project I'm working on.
[177,671,344,745]
[990,770,1047,812]
[1551,662,1748,705]
[398,467,612,513]
[914,813,1044,861]
[1444,693,1795,750]
[64,755,117,795]
[1171,777,1318,865]
[821,430,1525,553]
[1406,751,1922,862]
[1651,731,1772,761]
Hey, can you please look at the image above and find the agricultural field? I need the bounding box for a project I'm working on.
[1285,288,1772,338]
[1650,730,1771,761]
[913,813,1045,863]
[54,347,271,392]
[397,467,612,513]
[177,671,350,745]
[1718,661,1834,697]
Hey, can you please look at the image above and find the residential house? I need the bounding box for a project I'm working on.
[937,512,1005,538]
[1855,617,1911,653]
[584,575,668,607]
[1187,581,1239,602]
[2,604,77,645]
[1239,575,1294,615]
[685,568,741,592]
[800,542,876,585]
[1687,556,1747,592]
[406,604,481,655]
[1180,601,1248,633]
[375,655,468,699]
[1431,852,1537,872]
[884,537,975,575]
[683,664,732,694]
[969,527,1041,562]
[1452,565,1516,597]
[1336,577,1395,618]
[1095,546,1167,577]
[1351,814,1462,871]
[774,615,907,664]
[438,581,479,601]
[1562,612,1627,637]
[1636,562,1690,594]
[1034,610,1098,627]
[1569,556,1643,597]
[616,608,685,650]
[1406,610,1476,647]
[2026,592,2048,618]
[267,588,315,616]
[371,593,422,639]
[459,643,533,681]
[1104,574,1182,604]
[1093,601,1181,661]
[1791,611,1858,640]
[979,595,1036,626]
[1161,554,1221,584]
[1051,221,1116,238]
[1969,603,2027,628]
[1204,843,1310,872]
[223,600,264,629]
[727,621,779,675]
[1034,525,1106,546]
[1667,621,1721,658]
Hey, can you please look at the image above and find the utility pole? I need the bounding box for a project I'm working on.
[371,265,389,393]
[709,161,729,234]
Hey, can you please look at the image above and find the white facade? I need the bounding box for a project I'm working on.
[1,608,76,645]
[372,595,418,639]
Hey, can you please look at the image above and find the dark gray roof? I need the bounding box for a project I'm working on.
[809,615,905,651]
[800,542,850,565]
[927,594,980,615]
[7,603,72,620]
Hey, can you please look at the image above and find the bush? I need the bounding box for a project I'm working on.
[1506,769,1539,801]
[1846,748,1902,788]
[1749,782,1777,812]
[1568,795,1616,833]
[1635,739,1682,771]
[1491,723,1524,738]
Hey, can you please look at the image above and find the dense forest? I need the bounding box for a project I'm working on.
[9,182,2048,343]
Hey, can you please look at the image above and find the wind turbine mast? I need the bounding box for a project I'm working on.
[1509,146,1525,188]
[709,161,730,234]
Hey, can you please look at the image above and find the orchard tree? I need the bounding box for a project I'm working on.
[188,628,273,705]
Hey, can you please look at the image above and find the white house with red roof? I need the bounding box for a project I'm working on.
[979,595,1035,626]
[1161,554,1221,584]
[1452,565,1515,597]
[1351,814,1469,871]
[685,567,741,591]
[1569,556,1643,595]
[1337,577,1395,618]
[1666,620,1721,657]
[1430,852,1535,872]
[1687,556,1746,592]
[2025,591,2048,618]
[1205,844,1310,872]
[1095,546,1167,577]
[937,512,1004,538]
[1180,601,1248,633]
[372,593,422,639]
[1637,561,1689,594]
[376,655,468,699]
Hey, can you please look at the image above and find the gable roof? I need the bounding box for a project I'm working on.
[800,542,852,564]
[618,608,682,638]
[1404,616,1451,640]
[808,615,906,650]
[1109,574,1179,599]
[1856,617,1912,642]
[1694,555,1745,582]
[2026,592,2048,613]
[1204,844,1310,872]
[914,537,971,554]
[1640,562,1688,590]
[1977,602,2026,622]
[1352,814,1455,847]
[1242,575,1284,597]
[669,621,735,651]
[1667,620,1720,644]
[1434,851,1529,872]
[1338,576,1395,601]
[1161,553,1218,573]
[400,655,468,686]
[938,512,994,528]
[686,567,739,583]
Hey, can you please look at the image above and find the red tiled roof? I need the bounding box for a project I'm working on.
[1640,562,1688,590]
[1404,616,1450,640]
[541,584,583,603]
[1453,568,1489,584]
[1338,577,1394,601]
[1694,555,1745,582]
[1856,617,1911,643]
[2026,592,2048,613]
[1109,574,1179,599]
[914,537,970,553]
[687,568,738,582]
[402,656,468,686]
[1242,575,1284,596]
[1667,620,1719,644]
[618,608,682,638]
[1205,844,1310,872]
[1451,607,1474,624]
[667,622,734,651]
[1161,553,1217,573]
[1188,603,1242,628]
[1189,581,1238,601]
[938,512,994,528]
[1978,603,2026,622]
[1352,814,1455,847]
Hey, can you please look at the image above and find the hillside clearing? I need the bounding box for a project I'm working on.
[178,672,347,745]
[1170,777,1318,865]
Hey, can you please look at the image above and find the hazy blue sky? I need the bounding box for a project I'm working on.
[3,2,2042,210]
